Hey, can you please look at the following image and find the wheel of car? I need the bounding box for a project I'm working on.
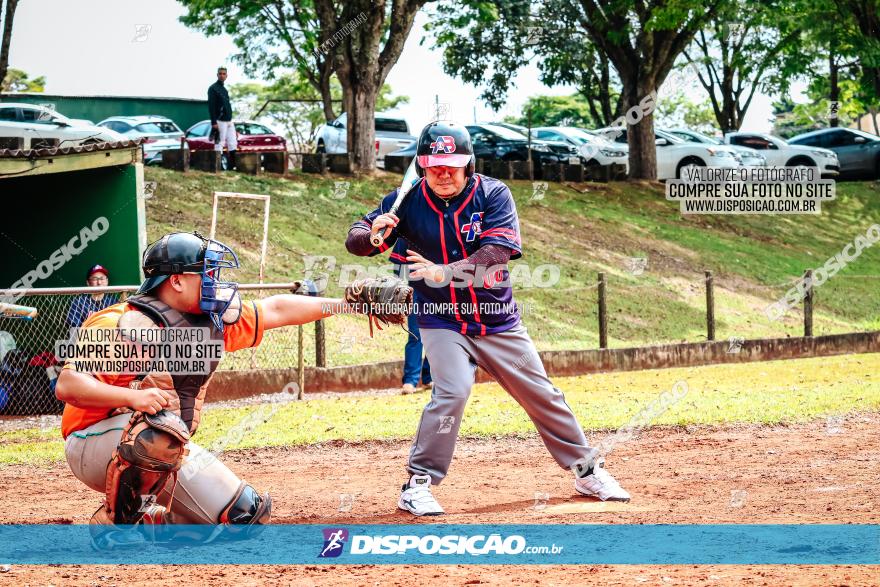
[785,156,815,168]
[676,157,705,179]
[220,153,230,171]
[316,141,326,154]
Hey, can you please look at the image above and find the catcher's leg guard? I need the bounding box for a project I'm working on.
[96,410,190,526]
[219,481,272,534]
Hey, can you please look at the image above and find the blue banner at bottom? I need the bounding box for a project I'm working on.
[0,524,877,565]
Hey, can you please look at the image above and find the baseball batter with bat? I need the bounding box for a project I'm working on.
[56,231,411,547]
[346,121,630,515]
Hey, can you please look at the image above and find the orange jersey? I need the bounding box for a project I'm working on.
[60,299,265,438]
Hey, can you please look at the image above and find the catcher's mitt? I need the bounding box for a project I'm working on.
[344,276,413,336]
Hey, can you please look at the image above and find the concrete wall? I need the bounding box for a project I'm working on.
[207,331,880,402]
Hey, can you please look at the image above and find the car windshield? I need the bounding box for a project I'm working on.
[847,128,880,141]
[559,128,608,145]
[481,124,527,140]
[677,130,722,145]
[236,123,273,135]
[135,121,181,134]
[656,129,685,143]
[375,118,408,133]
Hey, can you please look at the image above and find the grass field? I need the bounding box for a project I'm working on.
[3,352,878,466]
[142,168,880,370]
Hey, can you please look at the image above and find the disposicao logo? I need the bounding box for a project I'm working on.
[318,528,349,558]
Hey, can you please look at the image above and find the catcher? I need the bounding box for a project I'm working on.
[56,231,410,547]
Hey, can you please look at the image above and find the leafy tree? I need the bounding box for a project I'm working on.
[505,94,599,128]
[1,67,44,92]
[430,0,723,179]
[230,75,407,151]
[179,1,338,121]
[772,79,867,138]
[181,0,428,171]
[0,0,19,90]
[681,0,808,133]
[655,91,716,132]
[309,0,428,171]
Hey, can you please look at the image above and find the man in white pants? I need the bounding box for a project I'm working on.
[208,66,237,169]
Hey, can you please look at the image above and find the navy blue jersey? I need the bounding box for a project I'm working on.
[355,173,522,336]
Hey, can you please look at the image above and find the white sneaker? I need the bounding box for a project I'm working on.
[398,474,445,516]
[574,462,631,502]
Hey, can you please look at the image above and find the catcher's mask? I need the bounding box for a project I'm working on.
[138,231,241,332]
[415,121,475,178]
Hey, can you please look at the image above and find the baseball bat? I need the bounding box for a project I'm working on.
[0,302,38,320]
[371,157,420,248]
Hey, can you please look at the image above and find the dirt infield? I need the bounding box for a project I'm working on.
[2,413,878,586]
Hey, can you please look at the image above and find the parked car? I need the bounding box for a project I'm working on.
[0,103,124,150]
[723,132,839,176]
[315,112,416,167]
[465,123,571,165]
[482,122,580,162]
[532,126,629,169]
[594,127,742,179]
[788,128,880,179]
[665,128,766,167]
[184,119,287,169]
[98,115,184,164]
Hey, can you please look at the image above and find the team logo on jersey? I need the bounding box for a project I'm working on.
[319,528,349,558]
[461,211,484,242]
[430,135,456,154]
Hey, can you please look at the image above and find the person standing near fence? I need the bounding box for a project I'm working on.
[65,265,118,329]
[208,66,236,169]
[56,231,396,548]
[346,121,630,516]
[390,238,431,394]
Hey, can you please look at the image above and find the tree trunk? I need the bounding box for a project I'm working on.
[318,61,337,121]
[0,0,20,89]
[624,81,657,180]
[346,83,379,171]
[829,52,839,128]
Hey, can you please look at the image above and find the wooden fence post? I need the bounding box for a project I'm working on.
[803,269,813,337]
[598,272,608,349]
[705,270,715,341]
[315,321,326,368]
[297,324,305,399]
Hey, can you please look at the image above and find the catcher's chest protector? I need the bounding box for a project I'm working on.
[95,296,223,528]
[116,294,224,435]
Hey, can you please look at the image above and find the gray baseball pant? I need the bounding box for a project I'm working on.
[65,413,243,524]
[408,322,598,483]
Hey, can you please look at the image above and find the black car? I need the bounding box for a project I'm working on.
[385,123,574,166]
[465,124,573,164]
[789,128,880,179]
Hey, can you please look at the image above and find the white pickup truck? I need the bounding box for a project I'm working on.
[315,112,416,168]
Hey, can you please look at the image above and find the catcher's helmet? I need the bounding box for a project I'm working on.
[415,121,475,177]
[138,232,240,331]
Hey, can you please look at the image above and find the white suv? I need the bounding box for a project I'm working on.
[315,112,416,167]
[0,103,124,149]
[594,126,742,180]
[724,132,839,176]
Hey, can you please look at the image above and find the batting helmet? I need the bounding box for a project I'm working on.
[415,121,475,177]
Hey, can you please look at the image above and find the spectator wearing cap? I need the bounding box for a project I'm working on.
[65,265,119,329]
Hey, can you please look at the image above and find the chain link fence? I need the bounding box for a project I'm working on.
[0,284,301,416]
